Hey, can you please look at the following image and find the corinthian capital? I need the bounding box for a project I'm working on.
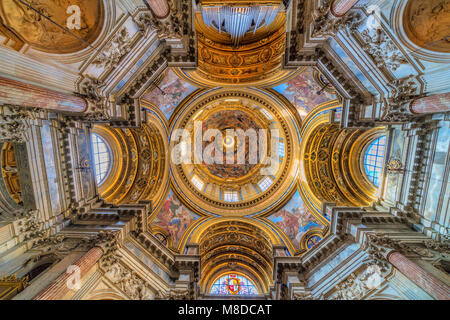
[0,105,38,143]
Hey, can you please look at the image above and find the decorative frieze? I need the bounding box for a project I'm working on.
[156,288,191,300]
[0,105,38,143]
[423,238,450,255]
[76,77,110,121]
[359,27,408,73]
[134,0,183,40]
[312,3,364,38]
[103,261,155,300]
[329,264,385,300]
[92,28,133,71]
[292,291,317,300]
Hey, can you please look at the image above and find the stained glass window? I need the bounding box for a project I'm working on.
[92,133,111,184]
[364,136,386,187]
[210,274,259,296]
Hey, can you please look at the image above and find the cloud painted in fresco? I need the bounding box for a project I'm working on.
[153,189,199,250]
[272,68,336,119]
[268,190,325,250]
[142,68,198,120]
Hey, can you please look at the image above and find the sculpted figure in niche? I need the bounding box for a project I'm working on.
[0,0,104,53]
[404,0,450,53]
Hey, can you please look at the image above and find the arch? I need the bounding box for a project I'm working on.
[197,219,274,295]
[362,135,387,187]
[92,109,168,212]
[0,143,23,211]
[91,133,112,185]
[185,216,285,246]
[299,102,386,211]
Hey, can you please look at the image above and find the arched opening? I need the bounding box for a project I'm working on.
[91,133,111,185]
[198,220,274,297]
[363,136,387,187]
[210,273,259,296]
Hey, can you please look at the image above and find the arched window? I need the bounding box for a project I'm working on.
[210,273,259,296]
[91,133,111,184]
[363,136,386,187]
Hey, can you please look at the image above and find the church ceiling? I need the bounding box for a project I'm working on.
[0,0,104,53]
[0,0,448,302]
[142,54,345,258]
[143,69,341,256]
[266,187,327,254]
[152,188,203,252]
[142,68,198,120]
[272,68,337,119]
[167,87,301,217]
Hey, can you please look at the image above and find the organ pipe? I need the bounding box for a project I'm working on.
[201,5,280,47]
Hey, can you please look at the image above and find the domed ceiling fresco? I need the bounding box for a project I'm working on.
[140,1,378,274]
[144,67,337,255]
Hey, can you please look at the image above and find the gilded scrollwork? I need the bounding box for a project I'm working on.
[304,123,374,207]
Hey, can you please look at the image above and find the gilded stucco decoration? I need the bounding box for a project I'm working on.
[198,220,274,295]
[180,2,290,86]
[93,110,168,213]
[1,143,22,205]
[0,0,104,53]
[304,123,376,207]
[299,102,385,215]
[168,87,301,217]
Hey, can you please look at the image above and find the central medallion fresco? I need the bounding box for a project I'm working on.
[169,88,301,217]
[202,109,263,179]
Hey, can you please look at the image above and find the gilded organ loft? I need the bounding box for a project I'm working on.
[0,0,449,300]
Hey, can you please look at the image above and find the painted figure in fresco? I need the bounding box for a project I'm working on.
[273,69,336,119]
[144,69,197,118]
[269,191,323,250]
[201,109,262,179]
[155,191,198,248]
[307,235,322,249]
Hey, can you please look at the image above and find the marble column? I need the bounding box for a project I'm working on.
[146,0,170,19]
[331,0,359,17]
[387,251,450,300]
[33,247,104,300]
[0,77,87,113]
[409,92,450,114]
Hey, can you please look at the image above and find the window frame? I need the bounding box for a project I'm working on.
[91,133,112,185]
[209,273,259,296]
[362,135,387,188]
